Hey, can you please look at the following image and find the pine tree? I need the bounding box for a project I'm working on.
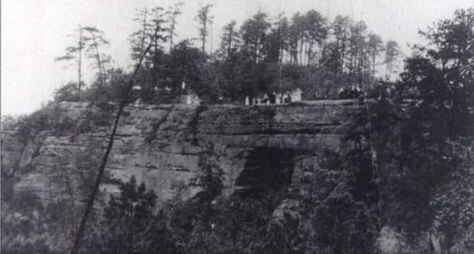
[196,4,213,53]
[101,176,176,254]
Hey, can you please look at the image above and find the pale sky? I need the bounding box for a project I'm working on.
[2,0,473,116]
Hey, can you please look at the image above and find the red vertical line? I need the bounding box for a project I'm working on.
[72,123,79,254]
[74,27,159,252]
[71,25,84,254]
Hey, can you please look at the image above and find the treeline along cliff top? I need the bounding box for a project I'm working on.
[1,5,474,254]
[51,5,402,106]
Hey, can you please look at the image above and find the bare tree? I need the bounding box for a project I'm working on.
[55,26,86,99]
[289,12,304,65]
[385,40,400,74]
[196,4,213,53]
[367,33,384,76]
[332,15,351,72]
[74,20,164,254]
[166,2,184,51]
[129,8,153,64]
[274,13,290,64]
[220,20,240,57]
[149,7,167,94]
[82,26,110,86]
[129,7,167,97]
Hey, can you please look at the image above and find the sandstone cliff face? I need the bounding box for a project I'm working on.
[1,100,364,251]
[3,100,363,204]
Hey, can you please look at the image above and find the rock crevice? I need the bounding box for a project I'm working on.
[2,100,363,203]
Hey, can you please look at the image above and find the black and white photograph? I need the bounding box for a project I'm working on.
[1,0,474,253]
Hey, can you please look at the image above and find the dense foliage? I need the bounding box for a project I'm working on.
[52,7,402,105]
[80,7,473,253]
[369,8,474,252]
[2,5,473,254]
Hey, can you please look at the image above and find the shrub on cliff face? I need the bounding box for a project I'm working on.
[1,115,24,131]
[89,176,176,254]
[1,192,62,254]
[165,190,298,254]
[53,82,80,102]
[430,140,474,252]
[299,149,378,254]
[11,103,76,138]
[163,153,308,254]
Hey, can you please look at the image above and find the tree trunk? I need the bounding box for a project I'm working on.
[299,38,304,66]
[202,21,207,53]
[372,52,376,77]
[91,34,104,86]
[77,27,83,100]
[73,30,157,253]
[341,34,346,72]
[169,25,174,52]
[307,41,313,66]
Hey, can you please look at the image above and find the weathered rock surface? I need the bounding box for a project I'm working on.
[2,100,364,204]
[1,100,365,252]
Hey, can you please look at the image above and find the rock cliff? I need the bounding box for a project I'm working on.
[2,100,364,203]
[1,100,365,251]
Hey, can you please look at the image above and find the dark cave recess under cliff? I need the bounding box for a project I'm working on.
[234,147,297,197]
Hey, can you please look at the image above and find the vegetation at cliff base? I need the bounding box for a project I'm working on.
[1,5,473,254]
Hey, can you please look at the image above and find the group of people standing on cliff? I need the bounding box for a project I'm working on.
[245,88,303,106]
